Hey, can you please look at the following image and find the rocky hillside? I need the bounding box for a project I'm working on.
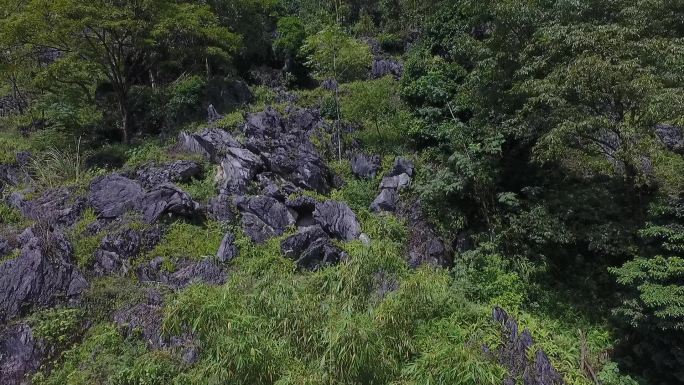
[2,1,683,385]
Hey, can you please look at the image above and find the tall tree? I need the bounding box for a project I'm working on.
[3,0,238,142]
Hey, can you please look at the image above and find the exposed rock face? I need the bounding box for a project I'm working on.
[217,233,238,263]
[89,174,199,223]
[655,124,684,153]
[178,128,242,162]
[492,307,564,385]
[243,107,335,194]
[88,174,144,219]
[218,147,264,193]
[113,291,199,364]
[402,200,451,268]
[389,157,414,177]
[379,173,411,190]
[370,157,414,213]
[313,200,361,241]
[137,258,226,289]
[141,184,200,223]
[207,193,236,222]
[370,188,398,213]
[370,58,403,79]
[93,225,162,276]
[235,195,296,243]
[285,195,318,227]
[256,172,298,202]
[351,153,381,179]
[10,188,86,227]
[0,323,44,385]
[0,163,27,193]
[281,226,346,270]
[0,229,87,322]
[135,160,202,189]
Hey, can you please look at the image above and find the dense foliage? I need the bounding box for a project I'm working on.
[1,1,683,385]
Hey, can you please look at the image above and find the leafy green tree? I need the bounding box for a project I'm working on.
[3,0,238,142]
[610,196,684,384]
[302,24,371,158]
[302,24,372,83]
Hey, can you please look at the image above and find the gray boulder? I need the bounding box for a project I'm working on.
[492,307,564,385]
[11,188,86,227]
[169,259,227,288]
[178,128,242,162]
[93,225,162,276]
[244,108,335,194]
[137,258,227,289]
[218,147,264,193]
[351,153,381,179]
[207,192,236,222]
[404,200,451,268]
[88,174,144,219]
[113,291,199,364]
[370,189,398,213]
[217,233,238,263]
[313,200,361,241]
[655,124,684,153]
[0,323,44,385]
[135,160,202,189]
[370,58,403,79]
[141,184,200,223]
[281,226,346,270]
[379,173,411,190]
[388,157,414,178]
[0,230,87,322]
[235,195,296,243]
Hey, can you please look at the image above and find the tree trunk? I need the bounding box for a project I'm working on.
[119,97,129,143]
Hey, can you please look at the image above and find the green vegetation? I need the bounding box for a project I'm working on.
[145,220,225,264]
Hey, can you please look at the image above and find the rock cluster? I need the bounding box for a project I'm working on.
[0,228,87,322]
[491,307,564,385]
[0,323,44,384]
[88,174,201,223]
[371,157,414,213]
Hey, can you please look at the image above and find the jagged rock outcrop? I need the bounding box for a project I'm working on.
[243,107,335,194]
[135,160,202,189]
[370,188,398,213]
[371,58,403,79]
[256,172,298,202]
[217,233,238,263]
[113,290,199,364]
[93,225,162,276]
[137,258,226,289]
[655,124,684,153]
[88,174,144,219]
[89,174,200,223]
[0,323,44,385]
[492,307,564,385]
[313,200,361,241]
[281,226,346,270]
[403,200,451,268]
[141,184,201,223]
[178,128,242,162]
[351,153,381,179]
[207,192,236,222]
[235,195,296,243]
[285,195,318,227]
[218,147,264,193]
[0,229,87,322]
[371,157,414,213]
[9,188,86,227]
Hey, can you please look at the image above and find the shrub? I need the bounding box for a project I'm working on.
[70,208,103,267]
[145,220,225,264]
